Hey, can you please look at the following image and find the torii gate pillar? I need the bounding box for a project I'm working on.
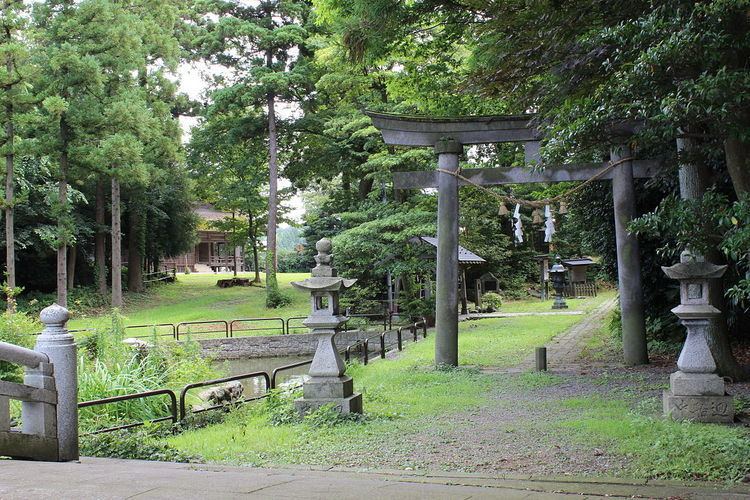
[611,145,648,365]
[435,139,463,366]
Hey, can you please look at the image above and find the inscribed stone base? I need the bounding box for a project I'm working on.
[295,393,363,415]
[663,390,734,423]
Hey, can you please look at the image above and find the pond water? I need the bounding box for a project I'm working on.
[213,356,310,398]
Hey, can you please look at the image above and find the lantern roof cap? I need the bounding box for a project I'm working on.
[291,277,357,292]
[662,250,727,280]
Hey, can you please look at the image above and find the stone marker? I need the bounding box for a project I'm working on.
[291,239,362,415]
[662,251,733,423]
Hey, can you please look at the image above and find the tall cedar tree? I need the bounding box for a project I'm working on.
[0,0,33,310]
[195,0,310,306]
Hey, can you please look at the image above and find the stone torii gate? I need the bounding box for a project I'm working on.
[367,111,660,367]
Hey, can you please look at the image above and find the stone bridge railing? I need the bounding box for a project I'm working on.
[0,304,77,462]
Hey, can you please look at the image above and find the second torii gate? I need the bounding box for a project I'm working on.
[367,111,659,367]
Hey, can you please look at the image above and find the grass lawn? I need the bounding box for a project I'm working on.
[161,306,750,482]
[69,273,615,332]
[69,273,311,330]
[497,289,615,314]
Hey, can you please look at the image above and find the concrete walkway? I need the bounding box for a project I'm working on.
[2,458,749,499]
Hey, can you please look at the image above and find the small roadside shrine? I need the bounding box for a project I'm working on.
[409,236,486,315]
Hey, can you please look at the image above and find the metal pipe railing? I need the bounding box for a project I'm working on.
[176,320,229,340]
[229,318,284,337]
[124,323,177,339]
[178,371,270,420]
[270,359,312,389]
[78,389,178,435]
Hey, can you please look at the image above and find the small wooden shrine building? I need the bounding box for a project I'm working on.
[161,204,244,273]
[410,236,486,314]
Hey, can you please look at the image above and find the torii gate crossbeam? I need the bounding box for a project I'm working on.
[367,111,653,367]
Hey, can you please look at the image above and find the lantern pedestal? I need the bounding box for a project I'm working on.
[661,253,733,423]
[291,238,362,416]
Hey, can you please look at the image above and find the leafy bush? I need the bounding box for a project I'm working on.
[266,288,293,308]
[265,389,301,426]
[17,287,110,318]
[0,311,40,382]
[303,403,364,428]
[482,292,502,312]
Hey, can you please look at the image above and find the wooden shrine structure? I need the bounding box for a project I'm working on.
[367,111,660,367]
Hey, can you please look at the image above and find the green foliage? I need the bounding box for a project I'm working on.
[81,426,202,463]
[631,191,750,311]
[266,287,293,309]
[77,310,219,433]
[481,292,502,312]
[303,403,364,428]
[561,399,750,482]
[265,389,301,427]
[277,250,311,273]
[0,311,39,382]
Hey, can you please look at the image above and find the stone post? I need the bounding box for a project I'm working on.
[35,304,78,461]
[435,138,462,367]
[610,145,648,366]
[662,252,733,423]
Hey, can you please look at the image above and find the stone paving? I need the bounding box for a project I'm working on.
[1,457,749,499]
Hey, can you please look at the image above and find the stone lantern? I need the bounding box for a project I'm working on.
[549,256,568,310]
[662,251,733,423]
[291,238,362,415]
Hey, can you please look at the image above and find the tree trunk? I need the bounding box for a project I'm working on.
[232,212,238,278]
[724,136,750,196]
[678,135,748,380]
[57,117,70,308]
[127,201,144,293]
[358,177,374,200]
[249,213,260,284]
[4,89,14,312]
[95,177,107,295]
[265,50,279,303]
[111,176,123,308]
[66,245,76,290]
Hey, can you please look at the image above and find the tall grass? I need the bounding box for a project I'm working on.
[78,310,219,432]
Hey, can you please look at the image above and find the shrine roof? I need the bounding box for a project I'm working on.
[411,236,486,265]
[562,258,595,267]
